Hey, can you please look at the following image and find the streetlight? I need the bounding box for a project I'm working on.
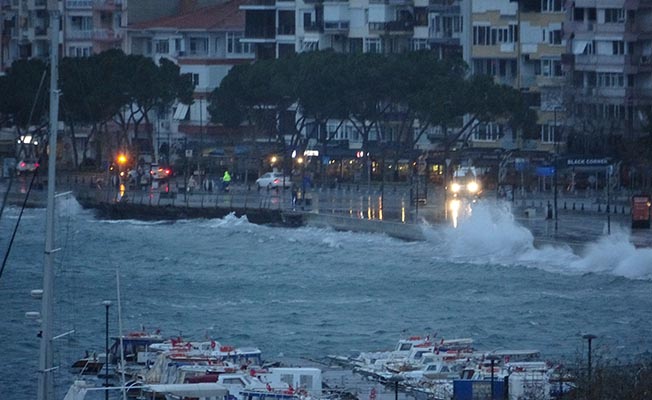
[553,106,560,233]
[582,334,597,384]
[387,374,404,400]
[486,354,501,400]
[102,300,112,400]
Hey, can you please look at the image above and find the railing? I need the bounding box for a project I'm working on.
[369,20,414,33]
[277,25,295,35]
[323,21,349,31]
[93,0,122,9]
[240,0,274,6]
[67,29,93,40]
[92,28,123,41]
[303,22,323,32]
[66,0,92,8]
[244,27,276,39]
[67,179,419,224]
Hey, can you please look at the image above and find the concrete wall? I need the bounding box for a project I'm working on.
[303,213,426,241]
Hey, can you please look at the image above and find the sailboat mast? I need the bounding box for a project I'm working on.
[37,1,60,399]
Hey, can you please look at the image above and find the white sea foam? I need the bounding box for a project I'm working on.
[423,201,652,280]
[56,194,85,217]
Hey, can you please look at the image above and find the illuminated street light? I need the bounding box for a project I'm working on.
[116,153,127,166]
[296,157,304,164]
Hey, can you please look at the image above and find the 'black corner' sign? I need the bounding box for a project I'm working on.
[566,158,610,167]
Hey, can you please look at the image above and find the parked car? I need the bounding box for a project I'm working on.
[16,159,39,175]
[255,172,292,189]
[150,164,172,180]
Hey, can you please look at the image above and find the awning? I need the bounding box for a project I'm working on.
[572,40,589,55]
[203,147,225,157]
[172,104,189,120]
[302,38,318,51]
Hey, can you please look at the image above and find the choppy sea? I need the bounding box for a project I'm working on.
[1,197,651,399]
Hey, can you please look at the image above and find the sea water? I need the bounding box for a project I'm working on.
[1,198,651,399]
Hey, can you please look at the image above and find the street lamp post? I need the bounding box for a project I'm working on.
[387,375,404,400]
[102,300,112,400]
[486,354,500,400]
[553,107,559,233]
[583,334,597,383]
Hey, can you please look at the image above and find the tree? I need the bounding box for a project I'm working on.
[0,59,49,159]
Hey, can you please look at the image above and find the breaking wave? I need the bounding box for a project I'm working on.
[422,201,652,280]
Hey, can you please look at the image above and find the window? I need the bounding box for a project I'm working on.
[541,0,562,12]
[548,29,562,45]
[189,37,208,55]
[472,123,501,141]
[612,40,625,55]
[226,32,252,54]
[411,39,428,51]
[604,8,624,23]
[154,39,169,54]
[473,25,490,45]
[364,38,382,53]
[192,73,199,87]
[68,46,91,57]
[299,375,313,389]
[540,124,556,143]
[540,58,562,77]
[280,375,293,386]
[597,72,624,88]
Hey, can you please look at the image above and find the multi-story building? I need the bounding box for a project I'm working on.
[563,0,652,153]
[127,0,254,160]
[64,0,126,58]
[467,0,565,153]
[0,0,126,67]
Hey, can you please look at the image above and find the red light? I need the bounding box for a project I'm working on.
[273,178,279,184]
[164,169,171,175]
[20,162,26,167]
[34,163,39,168]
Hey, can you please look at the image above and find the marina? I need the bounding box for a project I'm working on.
[2,199,652,399]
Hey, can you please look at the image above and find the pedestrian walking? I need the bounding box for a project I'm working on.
[222,169,232,192]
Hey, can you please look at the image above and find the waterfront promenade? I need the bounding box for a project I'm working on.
[2,173,644,246]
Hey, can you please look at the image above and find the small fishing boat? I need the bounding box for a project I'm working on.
[70,353,104,375]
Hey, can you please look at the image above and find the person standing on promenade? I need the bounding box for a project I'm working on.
[222,169,232,192]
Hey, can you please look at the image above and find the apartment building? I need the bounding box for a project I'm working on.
[64,0,126,57]
[0,0,126,71]
[563,0,652,150]
[467,0,565,153]
[127,0,254,154]
[240,0,463,59]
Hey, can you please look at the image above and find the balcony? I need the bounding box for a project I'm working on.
[428,3,459,14]
[535,74,565,88]
[34,26,47,37]
[67,29,93,40]
[239,0,275,9]
[574,54,628,69]
[66,0,93,9]
[93,0,122,10]
[92,28,122,42]
[304,22,324,33]
[369,20,414,33]
[323,21,349,32]
[277,25,295,36]
[244,26,276,40]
